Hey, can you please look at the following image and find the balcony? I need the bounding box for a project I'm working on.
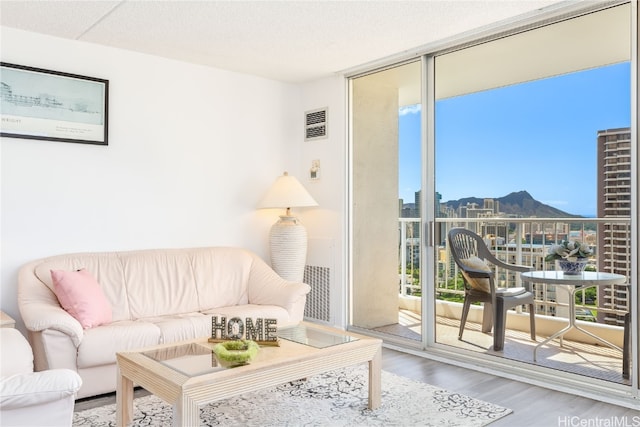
[390,217,631,385]
[376,308,630,384]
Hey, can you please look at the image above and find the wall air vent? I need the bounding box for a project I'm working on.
[304,107,328,141]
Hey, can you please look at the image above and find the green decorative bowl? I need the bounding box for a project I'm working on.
[213,340,259,366]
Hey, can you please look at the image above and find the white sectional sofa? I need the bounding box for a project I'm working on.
[18,247,311,399]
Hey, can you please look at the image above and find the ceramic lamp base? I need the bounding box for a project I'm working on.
[269,215,307,282]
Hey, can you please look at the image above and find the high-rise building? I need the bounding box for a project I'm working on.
[596,127,631,326]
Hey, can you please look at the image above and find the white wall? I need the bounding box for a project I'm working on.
[298,76,348,327]
[0,28,306,330]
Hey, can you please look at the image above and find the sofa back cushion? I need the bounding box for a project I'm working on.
[34,253,132,322]
[32,247,255,322]
[191,247,251,311]
[120,250,201,319]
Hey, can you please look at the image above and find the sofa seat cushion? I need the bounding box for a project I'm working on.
[77,321,160,369]
[144,313,213,344]
[204,304,293,328]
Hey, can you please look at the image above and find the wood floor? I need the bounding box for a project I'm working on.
[381,347,638,426]
[76,347,638,426]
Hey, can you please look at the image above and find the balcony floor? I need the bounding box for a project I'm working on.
[372,309,630,385]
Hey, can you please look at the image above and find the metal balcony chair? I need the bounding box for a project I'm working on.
[447,228,536,351]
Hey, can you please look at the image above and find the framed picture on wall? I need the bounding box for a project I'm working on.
[0,62,109,145]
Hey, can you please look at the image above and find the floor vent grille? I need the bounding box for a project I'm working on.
[303,265,330,322]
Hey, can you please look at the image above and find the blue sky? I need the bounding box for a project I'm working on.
[399,62,631,217]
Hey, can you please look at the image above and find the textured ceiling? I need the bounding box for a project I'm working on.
[0,0,564,83]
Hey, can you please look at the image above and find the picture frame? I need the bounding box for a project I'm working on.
[1,62,109,145]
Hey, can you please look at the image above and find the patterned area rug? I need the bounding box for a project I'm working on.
[73,365,511,426]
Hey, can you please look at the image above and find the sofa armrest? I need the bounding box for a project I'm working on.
[0,369,82,409]
[19,261,84,347]
[20,302,83,348]
[252,280,311,308]
[247,255,311,315]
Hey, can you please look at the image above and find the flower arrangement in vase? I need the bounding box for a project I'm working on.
[545,240,594,275]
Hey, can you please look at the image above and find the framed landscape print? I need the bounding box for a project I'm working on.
[0,62,109,145]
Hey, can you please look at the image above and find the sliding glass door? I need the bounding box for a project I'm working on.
[349,1,637,402]
[433,3,632,385]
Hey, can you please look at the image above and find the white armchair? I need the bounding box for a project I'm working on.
[0,328,82,427]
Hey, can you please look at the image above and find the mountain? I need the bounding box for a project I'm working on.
[444,190,581,218]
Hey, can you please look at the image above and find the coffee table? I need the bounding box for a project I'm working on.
[115,322,382,426]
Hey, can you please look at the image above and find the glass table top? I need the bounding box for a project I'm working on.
[142,342,225,377]
[141,324,358,377]
[277,324,358,348]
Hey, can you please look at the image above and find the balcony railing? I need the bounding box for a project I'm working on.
[399,217,631,325]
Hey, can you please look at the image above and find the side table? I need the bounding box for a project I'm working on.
[521,270,626,362]
[1,311,16,328]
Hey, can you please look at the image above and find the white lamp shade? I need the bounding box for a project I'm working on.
[257,172,318,209]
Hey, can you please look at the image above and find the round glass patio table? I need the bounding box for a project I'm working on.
[520,270,626,362]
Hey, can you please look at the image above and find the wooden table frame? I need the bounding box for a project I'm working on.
[521,270,627,362]
[116,323,382,427]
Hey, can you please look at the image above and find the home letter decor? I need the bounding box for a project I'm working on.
[265,318,278,341]
[211,316,227,340]
[227,317,245,340]
[245,318,264,341]
[209,317,279,346]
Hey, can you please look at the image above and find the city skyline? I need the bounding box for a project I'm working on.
[399,62,631,217]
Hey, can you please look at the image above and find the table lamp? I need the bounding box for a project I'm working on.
[257,171,318,282]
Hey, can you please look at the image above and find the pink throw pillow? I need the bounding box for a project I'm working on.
[51,269,112,329]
